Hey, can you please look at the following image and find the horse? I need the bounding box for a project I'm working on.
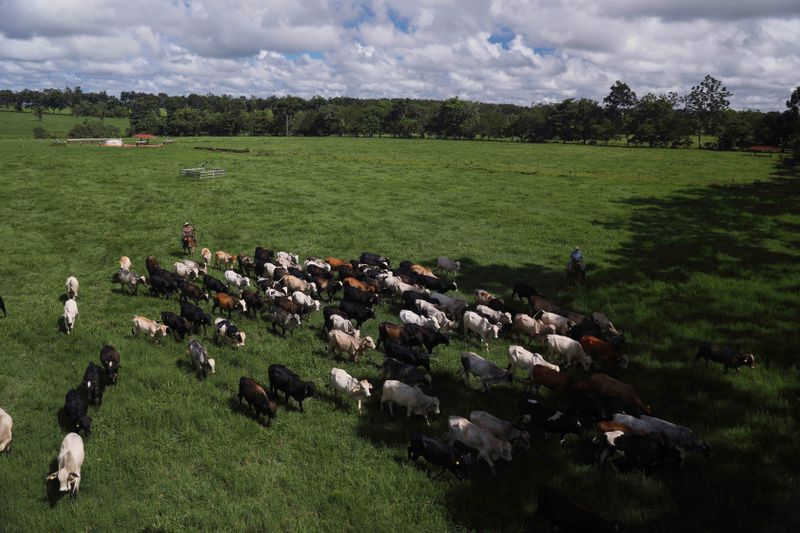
[182,234,197,255]
[566,259,586,283]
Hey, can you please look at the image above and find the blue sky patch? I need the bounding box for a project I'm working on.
[284,51,325,61]
[388,9,411,33]
[488,27,515,50]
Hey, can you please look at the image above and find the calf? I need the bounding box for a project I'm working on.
[447,416,512,475]
[474,304,512,325]
[202,274,228,295]
[518,398,582,445]
[214,250,236,270]
[588,373,650,415]
[131,315,170,343]
[327,330,376,362]
[339,300,375,328]
[329,368,372,414]
[214,318,246,347]
[408,432,468,480]
[238,377,277,426]
[119,255,131,270]
[63,389,91,436]
[180,301,212,334]
[507,345,559,378]
[436,256,460,276]
[545,334,592,371]
[580,335,628,368]
[224,269,251,289]
[99,345,120,384]
[212,292,247,318]
[325,256,348,269]
[0,408,13,453]
[200,248,212,266]
[462,311,501,345]
[188,339,215,377]
[81,362,105,407]
[380,380,440,425]
[118,268,147,295]
[268,364,316,412]
[384,340,431,372]
[161,311,191,341]
[695,341,755,371]
[469,410,530,450]
[46,433,85,496]
[63,299,79,334]
[460,351,513,392]
[269,307,302,336]
[66,276,79,299]
[382,357,432,388]
[533,485,618,533]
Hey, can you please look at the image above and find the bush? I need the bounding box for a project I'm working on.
[67,120,120,138]
[32,125,50,138]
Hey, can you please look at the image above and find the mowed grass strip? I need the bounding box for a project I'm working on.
[0,131,798,532]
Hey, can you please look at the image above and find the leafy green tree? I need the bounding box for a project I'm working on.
[68,120,120,138]
[431,98,478,139]
[683,75,732,148]
[603,81,638,145]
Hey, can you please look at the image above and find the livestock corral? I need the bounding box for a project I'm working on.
[0,129,799,532]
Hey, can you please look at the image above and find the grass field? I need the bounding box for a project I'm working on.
[0,110,130,139]
[0,111,798,532]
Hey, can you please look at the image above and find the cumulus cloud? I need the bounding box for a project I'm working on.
[0,0,796,110]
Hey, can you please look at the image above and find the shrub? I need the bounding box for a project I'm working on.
[33,125,50,138]
[67,120,120,138]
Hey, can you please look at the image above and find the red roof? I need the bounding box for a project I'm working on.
[133,133,157,138]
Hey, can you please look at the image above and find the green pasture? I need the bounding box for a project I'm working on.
[0,117,798,532]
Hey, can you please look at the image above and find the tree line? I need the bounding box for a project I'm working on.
[3,77,799,151]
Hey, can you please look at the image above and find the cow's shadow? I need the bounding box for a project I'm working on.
[44,458,64,507]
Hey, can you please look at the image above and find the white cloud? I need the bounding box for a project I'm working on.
[0,0,796,110]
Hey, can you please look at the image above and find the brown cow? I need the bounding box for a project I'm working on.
[587,373,651,415]
[410,264,437,278]
[273,296,306,316]
[528,366,583,396]
[580,336,628,368]
[377,322,408,347]
[212,293,247,318]
[214,250,236,270]
[326,257,348,269]
[343,277,378,293]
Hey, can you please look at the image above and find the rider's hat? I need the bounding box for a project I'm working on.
[574,246,580,250]
[183,222,191,226]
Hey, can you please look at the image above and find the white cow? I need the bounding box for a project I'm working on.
[380,380,440,425]
[329,314,360,337]
[415,300,456,332]
[214,318,246,347]
[507,345,560,377]
[538,312,572,335]
[462,311,501,345]
[46,432,84,495]
[473,289,497,306]
[0,408,12,453]
[263,286,288,301]
[327,330,376,362]
[275,251,300,268]
[224,269,251,289]
[430,292,468,318]
[118,268,147,295]
[475,304,512,325]
[436,256,461,276]
[118,256,131,270]
[303,258,330,272]
[385,275,424,297]
[512,313,556,340]
[174,261,198,280]
[399,310,440,330]
[469,410,530,450]
[447,416,512,475]
[131,315,169,343]
[613,414,710,455]
[460,351,513,392]
[545,334,592,370]
[329,368,373,414]
[292,290,320,312]
[66,276,79,299]
[281,274,316,295]
[181,258,207,275]
[63,299,79,334]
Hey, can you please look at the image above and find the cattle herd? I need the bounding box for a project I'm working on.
[0,244,758,531]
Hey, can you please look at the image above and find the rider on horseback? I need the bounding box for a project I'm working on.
[181,222,197,254]
[567,246,585,278]
[182,222,195,241]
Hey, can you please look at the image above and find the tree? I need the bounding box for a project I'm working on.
[603,81,637,145]
[683,75,732,149]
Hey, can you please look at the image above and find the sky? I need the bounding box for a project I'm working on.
[0,0,798,110]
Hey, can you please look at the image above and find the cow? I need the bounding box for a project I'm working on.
[597,431,683,471]
[403,323,449,354]
[518,398,582,445]
[200,248,212,265]
[529,294,561,314]
[383,340,431,372]
[291,290,321,313]
[181,258,207,276]
[511,282,539,303]
[532,485,618,533]
[473,289,497,306]
[63,299,79,334]
[188,339,215,377]
[224,269,251,289]
[402,290,436,309]
[529,365,583,396]
[148,272,177,298]
[430,292,468,318]
[81,362,105,407]
[343,286,380,306]
[327,330,376,362]
[119,256,131,270]
[436,256,461,277]
[415,300,456,332]
[273,296,306,317]
[66,276,79,300]
[462,311,501,345]
[325,256,348,269]
[275,251,300,268]
[447,416,512,475]
[214,251,236,270]
[587,374,651,415]
[408,432,468,480]
[460,351,513,392]
[214,318,246,347]
[254,247,273,276]
[46,433,85,496]
[145,255,161,276]
[612,414,710,457]
[280,274,317,296]
[695,341,755,371]
[512,313,556,341]
[202,274,228,295]
[469,410,530,450]
[329,368,373,414]
[160,311,191,341]
[180,301,212,334]
[580,335,628,368]
[417,275,457,293]
[359,252,390,269]
[535,311,572,335]
[380,380,440,425]
[212,292,247,318]
[269,307,302,336]
[131,315,170,343]
[545,334,592,371]
[268,364,316,413]
[0,295,5,317]
[377,322,410,347]
[507,345,560,379]
[238,377,277,426]
[385,274,423,297]
[382,357,432,389]
[118,268,147,295]
[0,408,12,453]
[339,301,375,328]
[343,276,379,294]
[399,309,440,330]
[329,314,360,337]
[241,289,265,318]
[237,254,255,277]
[99,345,120,385]
[63,389,91,436]
[475,304,512,326]
[174,261,198,280]
[303,258,331,274]
[408,263,436,278]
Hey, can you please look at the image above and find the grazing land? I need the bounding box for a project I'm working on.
[0,122,798,532]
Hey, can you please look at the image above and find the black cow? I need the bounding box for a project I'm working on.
[417,275,457,293]
[598,433,683,471]
[268,364,316,413]
[531,485,618,533]
[359,252,390,269]
[518,398,581,445]
[696,341,755,371]
[564,390,612,426]
[178,280,209,305]
[403,323,449,354]
[408,432,468,480]
[511,282,539,302]
[238,377,277,426]
[306,264,332,280]
[402,290,435,310]
[339,301,375,328]
[82,362,105,407]
[149,272,177,298]
[287,266,312,282]
[343,286,380,306]
[241,289,264,318]
[314,277,342,302]
[99,345,120,384]
[254,246,273,277]
[383,340,431,371]
[382,357,431,389]
[64,389,91,436]
[180,301,212,334]
[202,274,228,295]
[161,311,190,340]
[0,294,6,317]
